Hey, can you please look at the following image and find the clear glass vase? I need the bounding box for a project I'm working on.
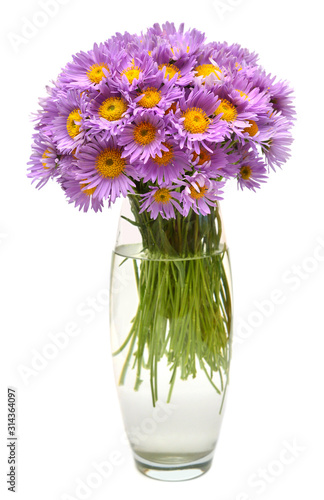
[109,195,233,481]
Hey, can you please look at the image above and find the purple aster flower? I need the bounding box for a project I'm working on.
[57,153,79,180]
[118,113,166,164]
[228,74,271,115]
[154,45,196,87]
[76,136,136,204]
[58,43,113,91]
[148,22,183,40]
[134,32,163,59]
[172,87,228,153]
[237,148,268,191]
[52,89,88,154]
[262,114,294,170]
[193,58,224,86]
[62,177,104,213]
[140,139,189,184]
[237,112,275,148]
[148,23,205,61]
[131,74,183,117]
[104,32,142,56]
[189,144,231,179]
[28,134,59,188]
[32,85,60,137]
[269,80,296,121]
[139,185,182,220]
[181,173,224,216]
[167,27,206,63]
[86,83,132,139]
[212,84,258,138]
[249,70,296,121]
[204,41,259,68]
[114,52,158,91]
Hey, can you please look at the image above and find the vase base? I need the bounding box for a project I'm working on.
[133,451,213,482]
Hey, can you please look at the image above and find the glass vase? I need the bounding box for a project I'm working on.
[109,195,233,481]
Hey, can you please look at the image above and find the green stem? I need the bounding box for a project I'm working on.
[114,200,233,411]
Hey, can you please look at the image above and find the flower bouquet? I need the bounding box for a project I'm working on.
[28,22,295,480]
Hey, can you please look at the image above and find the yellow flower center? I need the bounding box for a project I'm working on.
[98,97,127,121]
[133,122,157,145]
[195,64,221,80]
[80,181,96,196]
[243,120,259,137]
[192,148,211,166]
[183,107,210,134]
[237,90,249,100]
[240,166,252,180]
[87,63,109,84]
[190,185,207,199]
[158,64,181,80]
[96,149,126,178]
[138,88,162,108]
[153,142,174,166]
[235,62,243,71]
[121,66,142,84]
[215,99,237,122]
[66,109,82,138]
[42,149,51,169]
[153,188,171,204]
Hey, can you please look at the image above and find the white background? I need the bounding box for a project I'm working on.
[1,0,323,499]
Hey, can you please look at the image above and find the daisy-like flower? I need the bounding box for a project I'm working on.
[154,45,196,87]
[28,134,59,188]
[189,144,230,178]
[240,111,275,147]
[76,136,136,204]
[173,87,228,153]
[115,52,158,91]
[104,31,142,57]
[204,41,259,68]
[131,74,183,117]
[59,43,113,91]
[58,154,79,180]
[237,148,268,191]
[118,113,166,164]
[229,74,271,115]
[148,21,181,40]
[149,23,205,51]
[62,177,104,213]
[181,173,224,216]
[140,139,189,184]
[269,80,296,121]
[249,70,296,121]
[194,59,223,85]
[212,83,258,138]
[193,46,229,85]
[86,83,131,139]
[262,114,294,170]
[139,185,182,219]
[52,90,88,154]
[32,85,60,136]
[193,46,255,89]
[167,26,206,63]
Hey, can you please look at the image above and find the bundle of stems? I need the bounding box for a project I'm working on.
[114,195,232,410]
